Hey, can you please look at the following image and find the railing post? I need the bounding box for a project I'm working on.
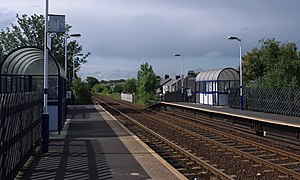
[42,113,49,153]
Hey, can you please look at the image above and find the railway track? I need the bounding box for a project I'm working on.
[162,108,300,150]
[93,94,300,179]
[93,96,231,179]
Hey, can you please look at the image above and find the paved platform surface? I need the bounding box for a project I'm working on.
[17,105,185,180]
[161,102,300,128]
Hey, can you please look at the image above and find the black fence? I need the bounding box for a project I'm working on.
[0,92,43,179]
[228,88,240,109]
[228,88,300,117]
[162,90,196,103]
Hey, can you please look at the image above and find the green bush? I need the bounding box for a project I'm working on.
[113,83,124,93]
[91,83,109,93]
[73,79,92,104]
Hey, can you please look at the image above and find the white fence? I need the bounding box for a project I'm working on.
[121,93,134,102]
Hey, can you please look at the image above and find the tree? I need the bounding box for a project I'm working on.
[242,38,300,88]
[0,14,90,79]
[136,62,159,105]
[91,83,109,94]
[242,48,266,84]
[113,83,124,94]
[124,78,137,94]
[73,79,91,104]
[86,76,99,90]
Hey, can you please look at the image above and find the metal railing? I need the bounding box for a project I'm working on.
[228,87,300,117]
[0,92,43,180]
[162,90,195,103]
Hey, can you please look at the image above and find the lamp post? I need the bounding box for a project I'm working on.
[228,36,243,110]
[174,53,184,102]
[65,33,81,79]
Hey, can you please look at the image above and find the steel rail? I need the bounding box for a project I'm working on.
[131,105,300,179]
[95,95,300,179]
[92,97,233,180]
[154,109,300,161]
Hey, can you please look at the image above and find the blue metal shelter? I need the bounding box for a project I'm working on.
[195,67,239,106]
[0,46,67,132]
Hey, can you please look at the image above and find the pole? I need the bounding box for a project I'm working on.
[239,40,243,110]
[43,0,49,153]
[64,35,67,75]
[228,36,243,110]
[44,0,48,114]
[73,58,75,82]
[174,54,184,102]
[181,56,184,102]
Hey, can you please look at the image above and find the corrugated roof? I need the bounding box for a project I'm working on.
[0,46,66,78]
[195,67,239,81]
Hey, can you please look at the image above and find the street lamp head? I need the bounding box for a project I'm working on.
[228,36,241,41]
[174,53,181,57]
[70,33,81,37]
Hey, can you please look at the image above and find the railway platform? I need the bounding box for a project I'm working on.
[17,105,185,180]
[159,102,300,128]
[152,102,300,140]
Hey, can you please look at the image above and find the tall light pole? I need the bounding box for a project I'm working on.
[228,36,243,110]
[65,33,81,79]
[174,53,184,102]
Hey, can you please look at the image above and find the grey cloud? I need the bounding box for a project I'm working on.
[1,0,300,80]
[79,70,136,81]
[205,51,223,58]
[0,8,15,29]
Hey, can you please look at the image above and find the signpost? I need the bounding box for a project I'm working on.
[43,0,65,153]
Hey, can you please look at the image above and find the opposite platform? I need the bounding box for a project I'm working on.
[160,102,300,128]
[17,105,185,180]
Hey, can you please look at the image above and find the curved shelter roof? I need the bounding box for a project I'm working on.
[196,67,239,81]
[0,46,66,78]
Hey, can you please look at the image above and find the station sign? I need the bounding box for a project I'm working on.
[48,14,65,33]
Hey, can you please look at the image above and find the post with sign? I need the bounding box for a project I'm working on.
[42,0,49,153]
[43,0,65,153]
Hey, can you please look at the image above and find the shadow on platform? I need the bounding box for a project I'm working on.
[20,105,114,180]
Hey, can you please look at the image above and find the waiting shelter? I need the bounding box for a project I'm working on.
[195,67,239,106]
[0,46,67,132]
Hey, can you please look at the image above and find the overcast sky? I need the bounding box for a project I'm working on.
[1,0,300,80]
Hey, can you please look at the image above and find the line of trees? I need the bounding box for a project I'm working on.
[89,62,160,105]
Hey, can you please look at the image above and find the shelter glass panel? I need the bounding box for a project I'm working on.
[7,77,11,92]
[212,81,217,92]
[200,82,205,92]
[1,76,7,92]
[219,81,230,93]
[20,76,24,92]
[32,77,43,92]
[230,80,239,89]
[12,76,17,92]
[196,81,200,92]
[48,77,58,100]
[24,76,30,92]
[206,82,213,92]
